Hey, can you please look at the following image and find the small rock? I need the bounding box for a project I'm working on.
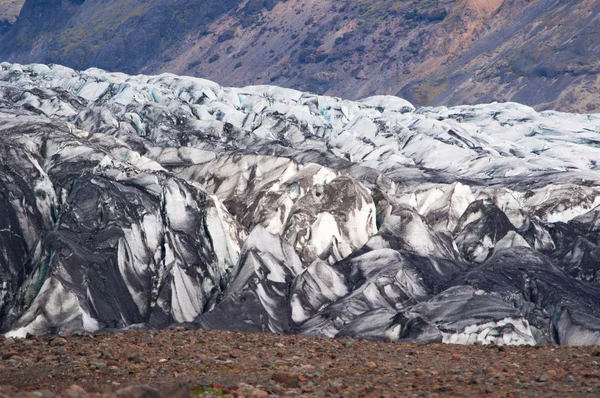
[35,390,57,398]
[537,375,549,382]
[127,353,141,363]
[3,337,15,347]
[91,361,108,369]
[272,372,300,388]
[364,361,377,368]
[116,385,162,398]
[50,337,67,347]
[355,70,368,80]
[63,385,88,398]
[248,390,269,398]
[141,334,154,343]
[414,368,425,377]
[159,382,190,398]
[564,375,575,383]
[16,391,56,398]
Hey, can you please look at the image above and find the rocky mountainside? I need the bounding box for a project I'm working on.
[0,0,599,112]
[2,63,600,345]
[0,0,23,35]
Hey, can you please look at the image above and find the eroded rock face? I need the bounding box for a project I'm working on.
[2,63,600,345]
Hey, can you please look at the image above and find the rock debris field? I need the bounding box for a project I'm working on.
[0,328,600,398]
[1,328,600,397]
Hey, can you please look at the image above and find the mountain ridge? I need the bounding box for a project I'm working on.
[1,0,599,112]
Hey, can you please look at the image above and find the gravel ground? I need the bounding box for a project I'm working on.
[1,328,600,397]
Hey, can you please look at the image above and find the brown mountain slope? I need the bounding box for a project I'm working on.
[0,0,23,23]
[0,0,24,34]
[149,0,600,112]
[1,0,599,112]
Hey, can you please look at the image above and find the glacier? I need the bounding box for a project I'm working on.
[1,62,600,345]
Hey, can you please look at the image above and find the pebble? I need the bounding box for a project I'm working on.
[271,372,300,388]
[90,361,108,369]
[4,337,16,347]
[19,390,57,398]
[537,375,549,382]
[127,353,141,363]
[248,390,269,398]
[50,337,67,347]
[115,385,162,397]
[63,385,88,398]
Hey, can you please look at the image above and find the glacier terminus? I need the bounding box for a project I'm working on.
[2,63,600,345]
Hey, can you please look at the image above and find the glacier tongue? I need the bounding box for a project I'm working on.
[2,62,600,345]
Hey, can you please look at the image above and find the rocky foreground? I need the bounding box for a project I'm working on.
[1,328,600,397]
